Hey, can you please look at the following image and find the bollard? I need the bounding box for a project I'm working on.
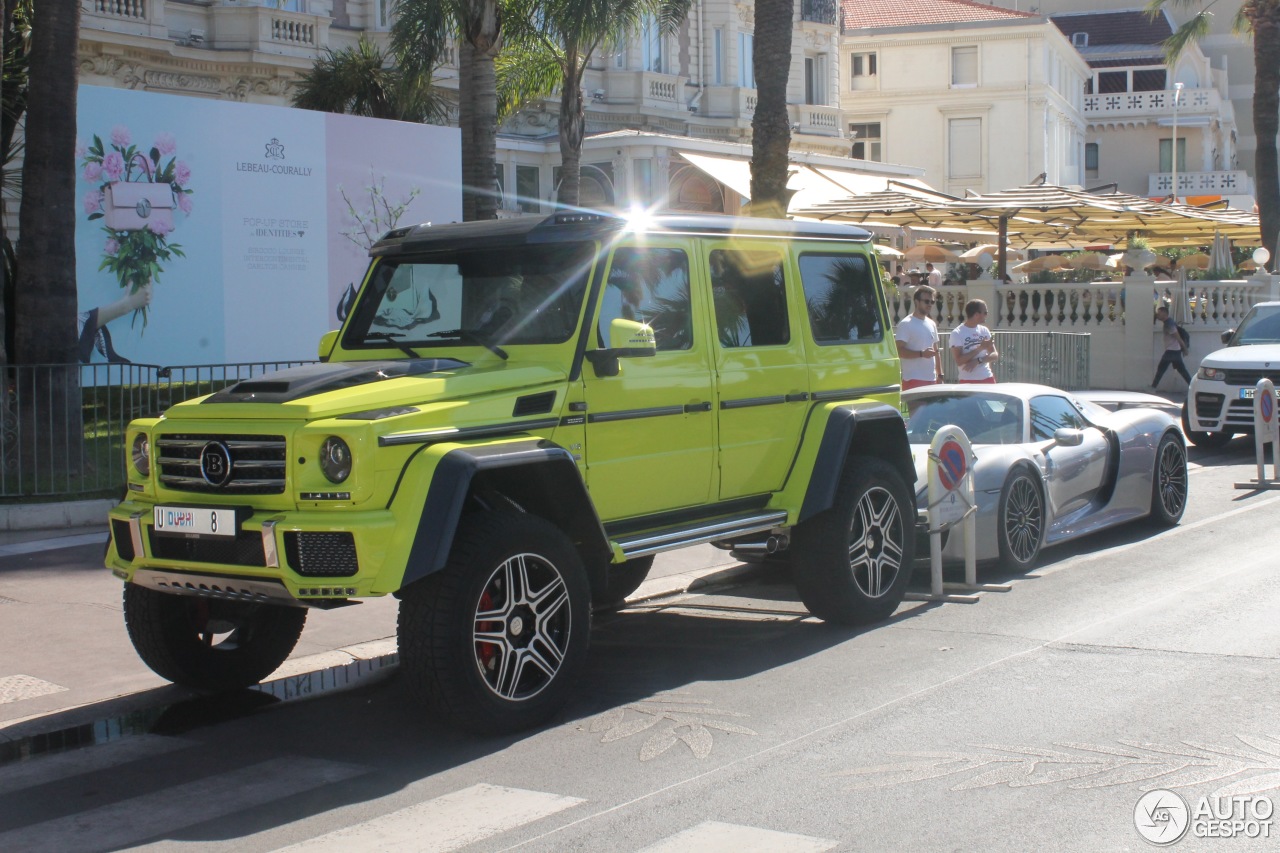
[1234,378,1280,490]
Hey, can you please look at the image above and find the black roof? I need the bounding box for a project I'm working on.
[371,211,873,256]
[1050,10,1173,48]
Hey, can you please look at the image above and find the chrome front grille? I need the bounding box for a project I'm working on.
[156,434,287,494]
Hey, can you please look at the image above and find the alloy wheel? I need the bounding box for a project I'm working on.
[847,485,904,598]
[472,553,572,702]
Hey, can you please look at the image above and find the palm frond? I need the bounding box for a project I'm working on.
[390,0,457,79]
[496,46,564,118]
[1231,5,1252,36]
[1161,11,1213,62]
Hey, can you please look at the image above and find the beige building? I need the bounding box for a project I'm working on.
[838,0,1091,196]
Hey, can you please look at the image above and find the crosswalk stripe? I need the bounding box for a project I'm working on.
[0,734,191,797]
[638,821,839,853]
[277,782,585,852]
[0,756,364,852]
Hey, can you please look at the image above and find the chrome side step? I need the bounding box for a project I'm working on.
[616,510,789,559]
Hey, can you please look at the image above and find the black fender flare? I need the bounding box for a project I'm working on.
[399,440,612,589]
[798,403,916,523]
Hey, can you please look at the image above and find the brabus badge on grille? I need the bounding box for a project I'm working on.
[200,441,234,487]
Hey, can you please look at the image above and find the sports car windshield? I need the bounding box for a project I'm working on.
[1229,304,1280,345]
[344,244,594,351]
[906,394,1024,445]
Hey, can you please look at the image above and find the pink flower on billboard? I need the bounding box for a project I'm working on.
[77,126,195,330]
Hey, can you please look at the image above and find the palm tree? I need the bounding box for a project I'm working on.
[292,37,448,123]
[393,0,505,222]
[1147,0,1279,262]
[14,0,78,365]
[748,0,794,219]
[498,0,689,207]
[2,0,32,363]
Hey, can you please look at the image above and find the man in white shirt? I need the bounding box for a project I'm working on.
[926,262,942,289]
[895,285,943,389]
[950,299,999,383]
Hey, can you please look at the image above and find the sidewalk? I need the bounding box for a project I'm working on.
[0,512,749,746]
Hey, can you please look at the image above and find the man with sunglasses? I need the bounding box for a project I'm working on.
[895,285,943,389]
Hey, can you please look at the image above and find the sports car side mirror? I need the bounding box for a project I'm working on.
[1053,428,1084,447]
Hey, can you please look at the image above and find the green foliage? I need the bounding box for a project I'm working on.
[292,37,447,123]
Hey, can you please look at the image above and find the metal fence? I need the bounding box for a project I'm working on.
[0,361,314,499]
[939,330,1091,390]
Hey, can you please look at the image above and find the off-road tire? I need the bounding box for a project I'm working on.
[792,458,915,625]
[1149,432,1188,526]
[123,585,307,691]
[398,512,591,734]
[997,467,1044,570]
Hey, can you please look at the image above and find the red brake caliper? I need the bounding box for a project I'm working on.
[476,590,498,671]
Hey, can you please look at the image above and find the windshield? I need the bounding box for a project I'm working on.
[905,394,1024,445]
[1230,304,1280,346]
[343,244,594,352]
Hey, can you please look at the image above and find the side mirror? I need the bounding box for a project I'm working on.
[1053,427,1084,447]
[584,319,656,377]
[1221,329,1235,345]
[318,330,339,362]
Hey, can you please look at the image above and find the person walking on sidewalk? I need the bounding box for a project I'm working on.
[951,299,999,384]
[1152,305,1192,388]
[895,284,943,390]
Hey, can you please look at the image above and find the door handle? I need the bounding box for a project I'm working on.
[684,401,712,413]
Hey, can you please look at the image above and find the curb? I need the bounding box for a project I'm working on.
[0,499,114,534]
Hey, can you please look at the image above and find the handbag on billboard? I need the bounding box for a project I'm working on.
[103,154,175,232]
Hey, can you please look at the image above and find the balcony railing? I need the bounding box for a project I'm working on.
[209,6,330,57]
[599,71,686,108]
[790,104,841,137]
[1148,170,1254,197]
[94,0,148,21]
[702,86,757,120]
[800,0,839,26]
[1083,87,1219,120]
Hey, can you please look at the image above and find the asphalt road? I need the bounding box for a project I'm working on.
[3,438,1279,852]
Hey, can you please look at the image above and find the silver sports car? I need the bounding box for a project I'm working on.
[903,383,1188,569]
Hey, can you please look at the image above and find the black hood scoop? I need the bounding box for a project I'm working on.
[202,359,467,404]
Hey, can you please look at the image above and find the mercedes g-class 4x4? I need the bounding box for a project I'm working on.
[106,211,916,732]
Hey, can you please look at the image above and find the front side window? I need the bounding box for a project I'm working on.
[346,245,593,350]
[1030,394,1087,441]
[799,252,882,345]
[599,248,692,351]
[951,46,977,87]
[710,249,789,348]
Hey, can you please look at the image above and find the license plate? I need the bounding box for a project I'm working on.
[153,505,236,537]
[1240,388,1256,399]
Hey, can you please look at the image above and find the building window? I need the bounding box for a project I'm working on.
[849,122,882,162]
[494,163,505,208]
[951,46,978,87]
[714,29,724,85]
[516,165,540,214]
[1159,138,1187,173]
[805,55,827,105]
[642,16,664,72]
[1133,69,1167,92]
[739,33,755,88]
[375,0,391,29]
[634,159,653,204]
[1098,71,1126,94]
[850,52,876,79]
[1085,142,1099,173]
[948,117,982,179]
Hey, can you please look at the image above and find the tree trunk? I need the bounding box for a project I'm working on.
[1252,12,1279,264]
[15,0,78,364]
[557,56,585,207]
[748,0,793,219]
[462,0,500,222]
[458,41,478,222]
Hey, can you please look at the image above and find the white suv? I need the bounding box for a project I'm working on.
[1183,301,1280,447]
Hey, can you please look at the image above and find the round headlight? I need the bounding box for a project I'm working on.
[131,433,151,477]
[1198,366,1224,381]
[319,436,352,483]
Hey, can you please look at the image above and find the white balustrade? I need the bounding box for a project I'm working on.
[94,0,148,21]
[994,283,1125,329]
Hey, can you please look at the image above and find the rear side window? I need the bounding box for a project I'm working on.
[709,249,790,348]
[799,253,883,345]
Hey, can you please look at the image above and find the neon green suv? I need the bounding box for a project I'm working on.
[106,212,916,732]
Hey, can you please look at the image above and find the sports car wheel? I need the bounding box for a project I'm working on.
[1181,402,1233,448]
[997,468,1044,570]
[792,458,915,625]
[1149,432,1188,526]
[398,512,591,734]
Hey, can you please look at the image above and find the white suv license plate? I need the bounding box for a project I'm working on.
[153,505,236,538]
[1240,388,1256,399]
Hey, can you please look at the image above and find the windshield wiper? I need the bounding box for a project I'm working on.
[425,329,508,360]
[363,332,422,359]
